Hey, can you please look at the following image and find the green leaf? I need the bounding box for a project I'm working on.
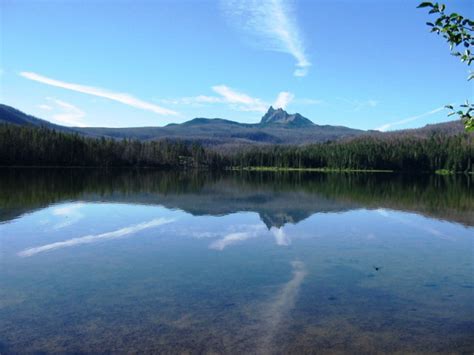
[417,2,433,8]
[465,122,474,132]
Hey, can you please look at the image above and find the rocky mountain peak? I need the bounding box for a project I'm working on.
[260,106,314,127]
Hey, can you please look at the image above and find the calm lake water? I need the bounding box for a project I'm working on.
[0,168,473,354]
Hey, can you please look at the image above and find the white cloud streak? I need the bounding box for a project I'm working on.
[160,95,223,106]
[222,0,311,77]
[18,217,175,257]
[41,98,86,127]
[273,91,294,109]
[163,85,296,113]
[376,107,445,132]
[20,71,178,116]
[38,104,52,111]
[340,98,378,112]
[294,98,323,105]
[212,85,269,112]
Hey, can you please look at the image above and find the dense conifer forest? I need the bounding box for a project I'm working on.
[0,124,223,168]
[1,124,472,172]
[229,134,473,172]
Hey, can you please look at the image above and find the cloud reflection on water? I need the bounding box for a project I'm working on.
[271,227,291,246]
[51,203,85,230]
[376,208,453,240]
[208,224,294,250]
[259,260,307,354]
[209,232,256,250]
[209,224,265,250]
[18,217,175,257]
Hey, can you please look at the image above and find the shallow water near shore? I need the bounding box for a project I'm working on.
[0,168,473,353]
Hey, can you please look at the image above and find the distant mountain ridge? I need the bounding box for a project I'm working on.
[0,103,465,148]
[0,104,75,132]
[260,106,314,127]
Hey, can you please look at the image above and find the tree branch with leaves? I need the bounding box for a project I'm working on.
[418,2,473,132]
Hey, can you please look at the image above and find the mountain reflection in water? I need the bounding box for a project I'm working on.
[0,168,472,354]
[0,168,472,227]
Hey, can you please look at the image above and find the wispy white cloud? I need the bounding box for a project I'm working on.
[212,85,269,112]
[221,0,311,77]
[18,217,175,257]
[40,97,86,126]
[273,91,294,109]
[163,85,296,113]
[20,71,178,116]
[38,104,53,111]
[160,95,223,106]
[340,98,378,112]
[364,100,378,110]
[376,106,444,132]
[294,98,323,105]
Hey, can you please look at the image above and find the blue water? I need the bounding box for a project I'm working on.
[0,169,473,353]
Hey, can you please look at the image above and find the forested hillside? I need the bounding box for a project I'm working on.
[0,104,467,149]
[229,134,473,172]
[1,124,472,172]
[0,124,223,168]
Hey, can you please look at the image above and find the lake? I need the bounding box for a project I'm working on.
[0,168,473,354]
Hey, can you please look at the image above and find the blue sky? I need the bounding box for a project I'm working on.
[1,0,472,130]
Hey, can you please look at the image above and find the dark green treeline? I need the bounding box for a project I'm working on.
[0,124,224,168]
[0,124,472,172]
[230,134,473,172]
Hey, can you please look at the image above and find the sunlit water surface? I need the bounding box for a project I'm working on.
[0,169,473,353]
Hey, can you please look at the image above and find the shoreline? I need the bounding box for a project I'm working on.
[229,166,394,173]
[0,166,471,174]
